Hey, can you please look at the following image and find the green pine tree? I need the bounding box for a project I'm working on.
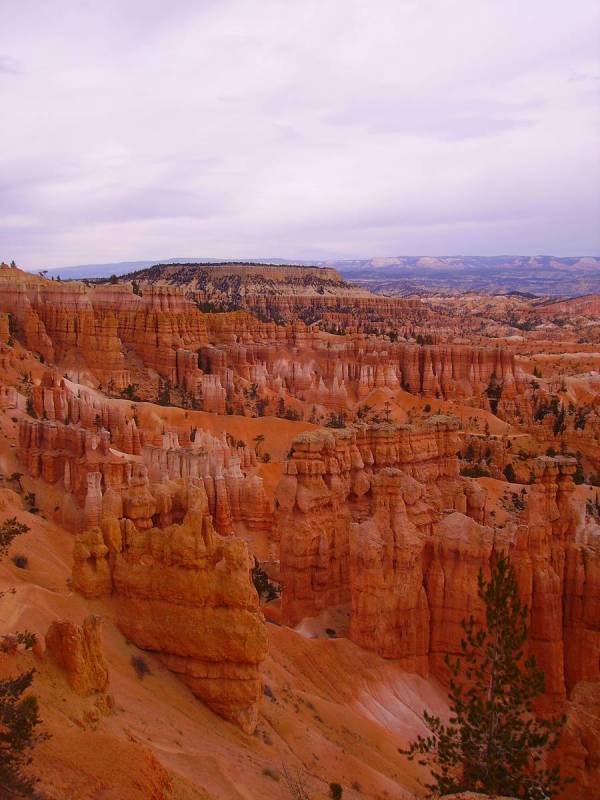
[0,517,29,561]
[0,517,48,796]
[402,553,569,799]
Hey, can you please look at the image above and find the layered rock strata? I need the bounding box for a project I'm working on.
[16,377,271,536]
[0,267,529,419]
[277,424,600,706]
[277,418,467,628]
[72,480,267,733]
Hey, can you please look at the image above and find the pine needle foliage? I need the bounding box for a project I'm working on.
[0,518,29,560]
[402,553,570,799]
[0,517,48,796]
[0,668,45,796]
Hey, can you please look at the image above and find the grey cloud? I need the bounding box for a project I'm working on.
[55,186,231,226]
[0,55,21,74]
[325,104,536,142]
[569,73,600,82]
[0,0,599,268]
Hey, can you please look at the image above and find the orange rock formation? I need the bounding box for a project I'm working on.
[276,424,600,710]
[72,474,267,732]
[45,615,110,698]
[1,262,600,797]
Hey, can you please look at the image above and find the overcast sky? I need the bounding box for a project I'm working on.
[1,0,599,268]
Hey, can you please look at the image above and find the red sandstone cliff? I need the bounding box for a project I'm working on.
[72,473,267,733]
[276,424,600,706]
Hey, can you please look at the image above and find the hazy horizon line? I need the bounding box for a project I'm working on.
[21,252,600,273]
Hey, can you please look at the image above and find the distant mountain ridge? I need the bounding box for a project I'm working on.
[328,254,600,275]
[30,254,600,297]
[330,255,600,297]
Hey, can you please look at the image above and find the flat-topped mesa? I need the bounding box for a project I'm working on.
[276,418,467,626]
[127,262,428,333]
[72,481,267,733]
[128,262,346,284]
[194,263,345,283]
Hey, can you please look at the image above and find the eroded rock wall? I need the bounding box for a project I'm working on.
[277,425,600,705]
[72,479,267,733]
